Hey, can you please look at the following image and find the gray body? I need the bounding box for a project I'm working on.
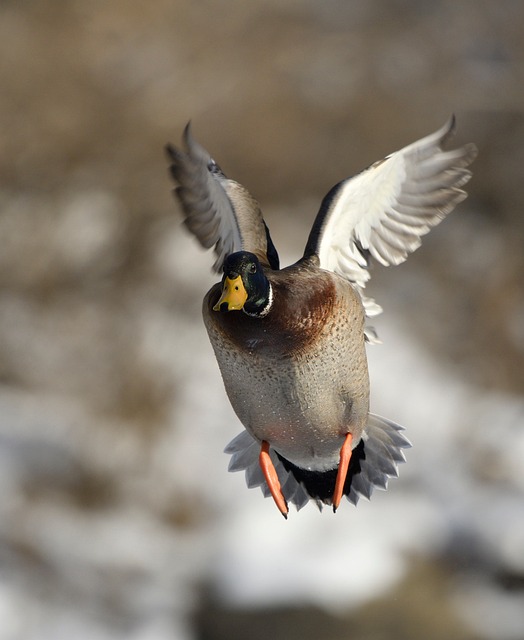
[204,263,369,472]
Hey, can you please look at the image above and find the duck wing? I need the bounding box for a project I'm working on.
[166,123,279,272]
[303,116,477,316]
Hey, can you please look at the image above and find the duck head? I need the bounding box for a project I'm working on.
[213,251,273,317]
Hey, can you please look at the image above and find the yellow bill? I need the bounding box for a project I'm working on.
[213,275,248,312]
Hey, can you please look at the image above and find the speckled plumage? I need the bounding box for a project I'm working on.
[204,257,368,472]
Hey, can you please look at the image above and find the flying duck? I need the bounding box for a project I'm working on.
[166,117,477,517]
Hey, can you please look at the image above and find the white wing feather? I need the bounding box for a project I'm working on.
[307,117,478,315]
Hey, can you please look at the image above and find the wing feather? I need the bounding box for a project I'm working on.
[304,116,478,313]
[166,123,279,272]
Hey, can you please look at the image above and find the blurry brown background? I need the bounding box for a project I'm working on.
[1,2,523,639]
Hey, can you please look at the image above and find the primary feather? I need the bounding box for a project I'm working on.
[304,116,478,315]
[166,123,277,271]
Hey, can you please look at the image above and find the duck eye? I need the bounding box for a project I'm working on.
[249,263,257,274]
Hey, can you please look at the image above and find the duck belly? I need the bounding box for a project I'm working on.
[206,318,370,473]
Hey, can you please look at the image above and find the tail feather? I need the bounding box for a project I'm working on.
[345,414,410,505]
[224,413,410,511]
[225,429,257,469]
[245,461,266,489]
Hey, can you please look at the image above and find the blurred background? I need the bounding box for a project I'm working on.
[1,1,524,639]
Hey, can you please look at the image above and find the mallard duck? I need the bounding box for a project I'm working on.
[166,117,477,517]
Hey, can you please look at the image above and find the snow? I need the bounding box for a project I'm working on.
[1,230,523,639]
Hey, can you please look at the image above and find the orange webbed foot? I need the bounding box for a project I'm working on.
[332,432,353,512]
[259,440,289,518]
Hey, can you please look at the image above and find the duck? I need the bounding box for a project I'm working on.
[166,117,477,517]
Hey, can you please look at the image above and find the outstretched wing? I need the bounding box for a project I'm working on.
[166,123,279,272]
[304,116,477,315]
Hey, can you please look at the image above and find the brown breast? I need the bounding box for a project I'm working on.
[204,265,338,358]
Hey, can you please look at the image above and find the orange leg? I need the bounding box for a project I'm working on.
[259,440,289,519]
[332,432,353,512]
